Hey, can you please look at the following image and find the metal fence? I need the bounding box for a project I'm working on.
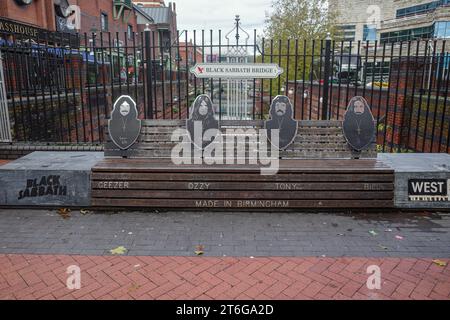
[0,51,12,142]
[0,29,449,153]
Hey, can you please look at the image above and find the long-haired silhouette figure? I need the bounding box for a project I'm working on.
[265,95,298,150]
[343,96,375,151]
[108,95,141,150]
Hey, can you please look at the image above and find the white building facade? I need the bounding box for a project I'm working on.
[330,0,450,44]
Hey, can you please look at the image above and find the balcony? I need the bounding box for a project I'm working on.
[113,0,132,8]
[113,0,133,21]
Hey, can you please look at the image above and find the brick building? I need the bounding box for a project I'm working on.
[1,0,184,145]
[0,0,167,45]
[0,0,59,32]
[179,41,203,66]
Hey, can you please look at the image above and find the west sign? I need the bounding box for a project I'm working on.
[190,63,283,79]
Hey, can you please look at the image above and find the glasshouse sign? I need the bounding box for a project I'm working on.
[190,63,283,79]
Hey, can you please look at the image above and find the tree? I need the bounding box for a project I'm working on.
[264,0,336,40]
[258,0,338,99]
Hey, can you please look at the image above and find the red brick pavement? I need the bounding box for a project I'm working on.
[0,160,10,166]
[0,255,449,300]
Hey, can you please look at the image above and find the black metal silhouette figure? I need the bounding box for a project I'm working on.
[187,94,219,149]
[343,96,376,151]
[265,95,298,150]
[108,95,141,150]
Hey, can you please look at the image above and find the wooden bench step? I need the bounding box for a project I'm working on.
[91,159,394,209]
[91,198,394,209]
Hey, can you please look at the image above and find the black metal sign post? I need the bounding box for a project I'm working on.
[144,25,154,119]
[321,34,332,120]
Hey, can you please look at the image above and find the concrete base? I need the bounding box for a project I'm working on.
[0,152,103,207]
[1,151,449,210]
[378,153,450,209]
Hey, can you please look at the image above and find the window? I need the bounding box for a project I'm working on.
[101,13,108,31]
[337,25,356,41]
[435,21,450,38]
[363,25,377,41]
[396,0,450,18]
[127,25,133,39]
[364,61,391,82]
[380,26,434,43]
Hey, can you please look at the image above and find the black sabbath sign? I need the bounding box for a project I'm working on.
[265,95,298,150]
[342,96,376,151]
[408,179,449,202]
[109,95,141,150]
[18,175,67,200]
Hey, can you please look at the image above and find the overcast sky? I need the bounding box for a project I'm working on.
[172,0,274,45]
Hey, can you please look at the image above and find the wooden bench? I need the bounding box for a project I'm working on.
[91,158,394,209]
[103,119,377,159]
[91,119,394,209]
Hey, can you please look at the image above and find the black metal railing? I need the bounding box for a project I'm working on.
[1,29,449,153]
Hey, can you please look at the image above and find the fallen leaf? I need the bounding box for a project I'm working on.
[128,283,141,292]
[110,246,127,255]
[432,259,447,267]
[195,245,204,256]
[57,208,71,219]
[369,230,378,236]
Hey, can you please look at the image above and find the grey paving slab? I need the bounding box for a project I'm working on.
[0,209,449,258]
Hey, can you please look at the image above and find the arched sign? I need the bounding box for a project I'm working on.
[108,95,141,150]
[342,96,376,151]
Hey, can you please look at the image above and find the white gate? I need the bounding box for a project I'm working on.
[0,51,12,142]
[224,16,251,120]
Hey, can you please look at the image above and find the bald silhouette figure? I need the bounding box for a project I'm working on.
[109,95,141,150]
[343,96,375,151]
